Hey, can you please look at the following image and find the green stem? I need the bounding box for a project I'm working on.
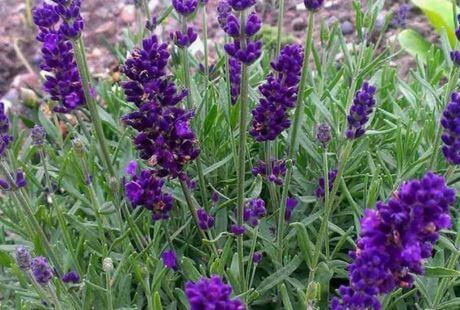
[25,0,33,27]
[236,9,250,294]
[275,0,285,57]
[265,141,278,212]
[181,18,193,110]
[277,11,314,262]
[48,284,63,310]
[105,271,114,310]
[142,0,151,22]
[72,37,116,178]
[0,162,63,275]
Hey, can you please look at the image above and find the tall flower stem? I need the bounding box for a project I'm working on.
[72,37,116,178]
[309,141,352,283]
[236,9,250,293]
[39,149,83,274]
[275,0,285,57]
[179,17,209,209]
[277,11,314,262]
[48,284,63,310]
[265,141,278,211]
[142,0,151,21]
[0,162,63,275]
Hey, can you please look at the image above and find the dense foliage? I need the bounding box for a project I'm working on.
[1,0,460,309]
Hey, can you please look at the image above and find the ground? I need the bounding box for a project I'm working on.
[0,0,431,102]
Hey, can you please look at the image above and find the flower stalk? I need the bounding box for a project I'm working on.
[277,10,314,262]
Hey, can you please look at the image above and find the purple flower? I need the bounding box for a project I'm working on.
[228,0,256,11]
[245,12,262,37]
[161,250,178,270]
[36,31,85,113]
[15,170,27,188]
[316,123,331,145]
[31,125,46,146]
[48,0,84,39]
[185,275,246,310]
[31,256,53,285]
[172,0,198,16]
[32,3,59,28]
[171,27,198,48]
[450,51,460,66]
[0,179,10,190]
[228,58,242,104]
[0,102,12,157]
[124,169,174,221]
[285,198,298,221]
[15,246,32,270]
[211,191,220,203]
[252,251,263,263]
[304,0,324,11]
[392,4,410,28]
[122,35,199,178]
[346,82,377,139]
[146,15,158,31]
[315,169,338,199]
[331,172,455,310]
[224,40,263,65]
[456,14,460,41]
[252,159,287,185]
[243,198,266,227]
[250,44,304,141]
[231,225,245,235]
[197,208,215,230]
[219,0,262,67]
[61,271,80,283]
[124,160,138,176]
[441,92,460,165]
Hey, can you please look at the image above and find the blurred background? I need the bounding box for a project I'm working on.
[0,0,425,111]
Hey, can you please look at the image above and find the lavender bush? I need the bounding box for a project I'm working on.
[1,0,460,309]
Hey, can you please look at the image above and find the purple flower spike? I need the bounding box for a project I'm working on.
[61,271,80,283]
[231,225,245,235]
[185,275,246,310]
[15,170,27,188]
[441,92,460,165]
[250,44,304,141]
[243,198,266,227]
[31,256,53,286]
[197,208,215,230]
[285,198,298,221]
[0,102,13,157]
[124,160,138,176]
[122,35,199,178]
[245,12,261,37]
[171,27,198,48]
[228,58,242,104]
[228,0,256,11]
[161,250,178,270]
[315,169,338,199]
[331,172,455,310]
[252,159,287,185]
[124,169,174,221]
[252,251,263,263]
[0,179,10,190]
[316,123,331,145]
[346,82,377,139]
[392,4,410,28]
[172,0,199,16]
[304,0,324,11]
[31,125,46,146]
[15,246,32,270]
[211,191,220,203]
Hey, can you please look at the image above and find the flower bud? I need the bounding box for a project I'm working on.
[102,257,114,273]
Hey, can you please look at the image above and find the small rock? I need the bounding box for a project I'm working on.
[12,73,40,90]
[296,3,306,11]
[341,21,354,35]
[292,17,307,31]
[120,5,136,24]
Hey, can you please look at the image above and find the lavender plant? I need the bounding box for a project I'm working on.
[1,0,460,309]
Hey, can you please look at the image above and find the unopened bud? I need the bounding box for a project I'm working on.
[102,257,113,273]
